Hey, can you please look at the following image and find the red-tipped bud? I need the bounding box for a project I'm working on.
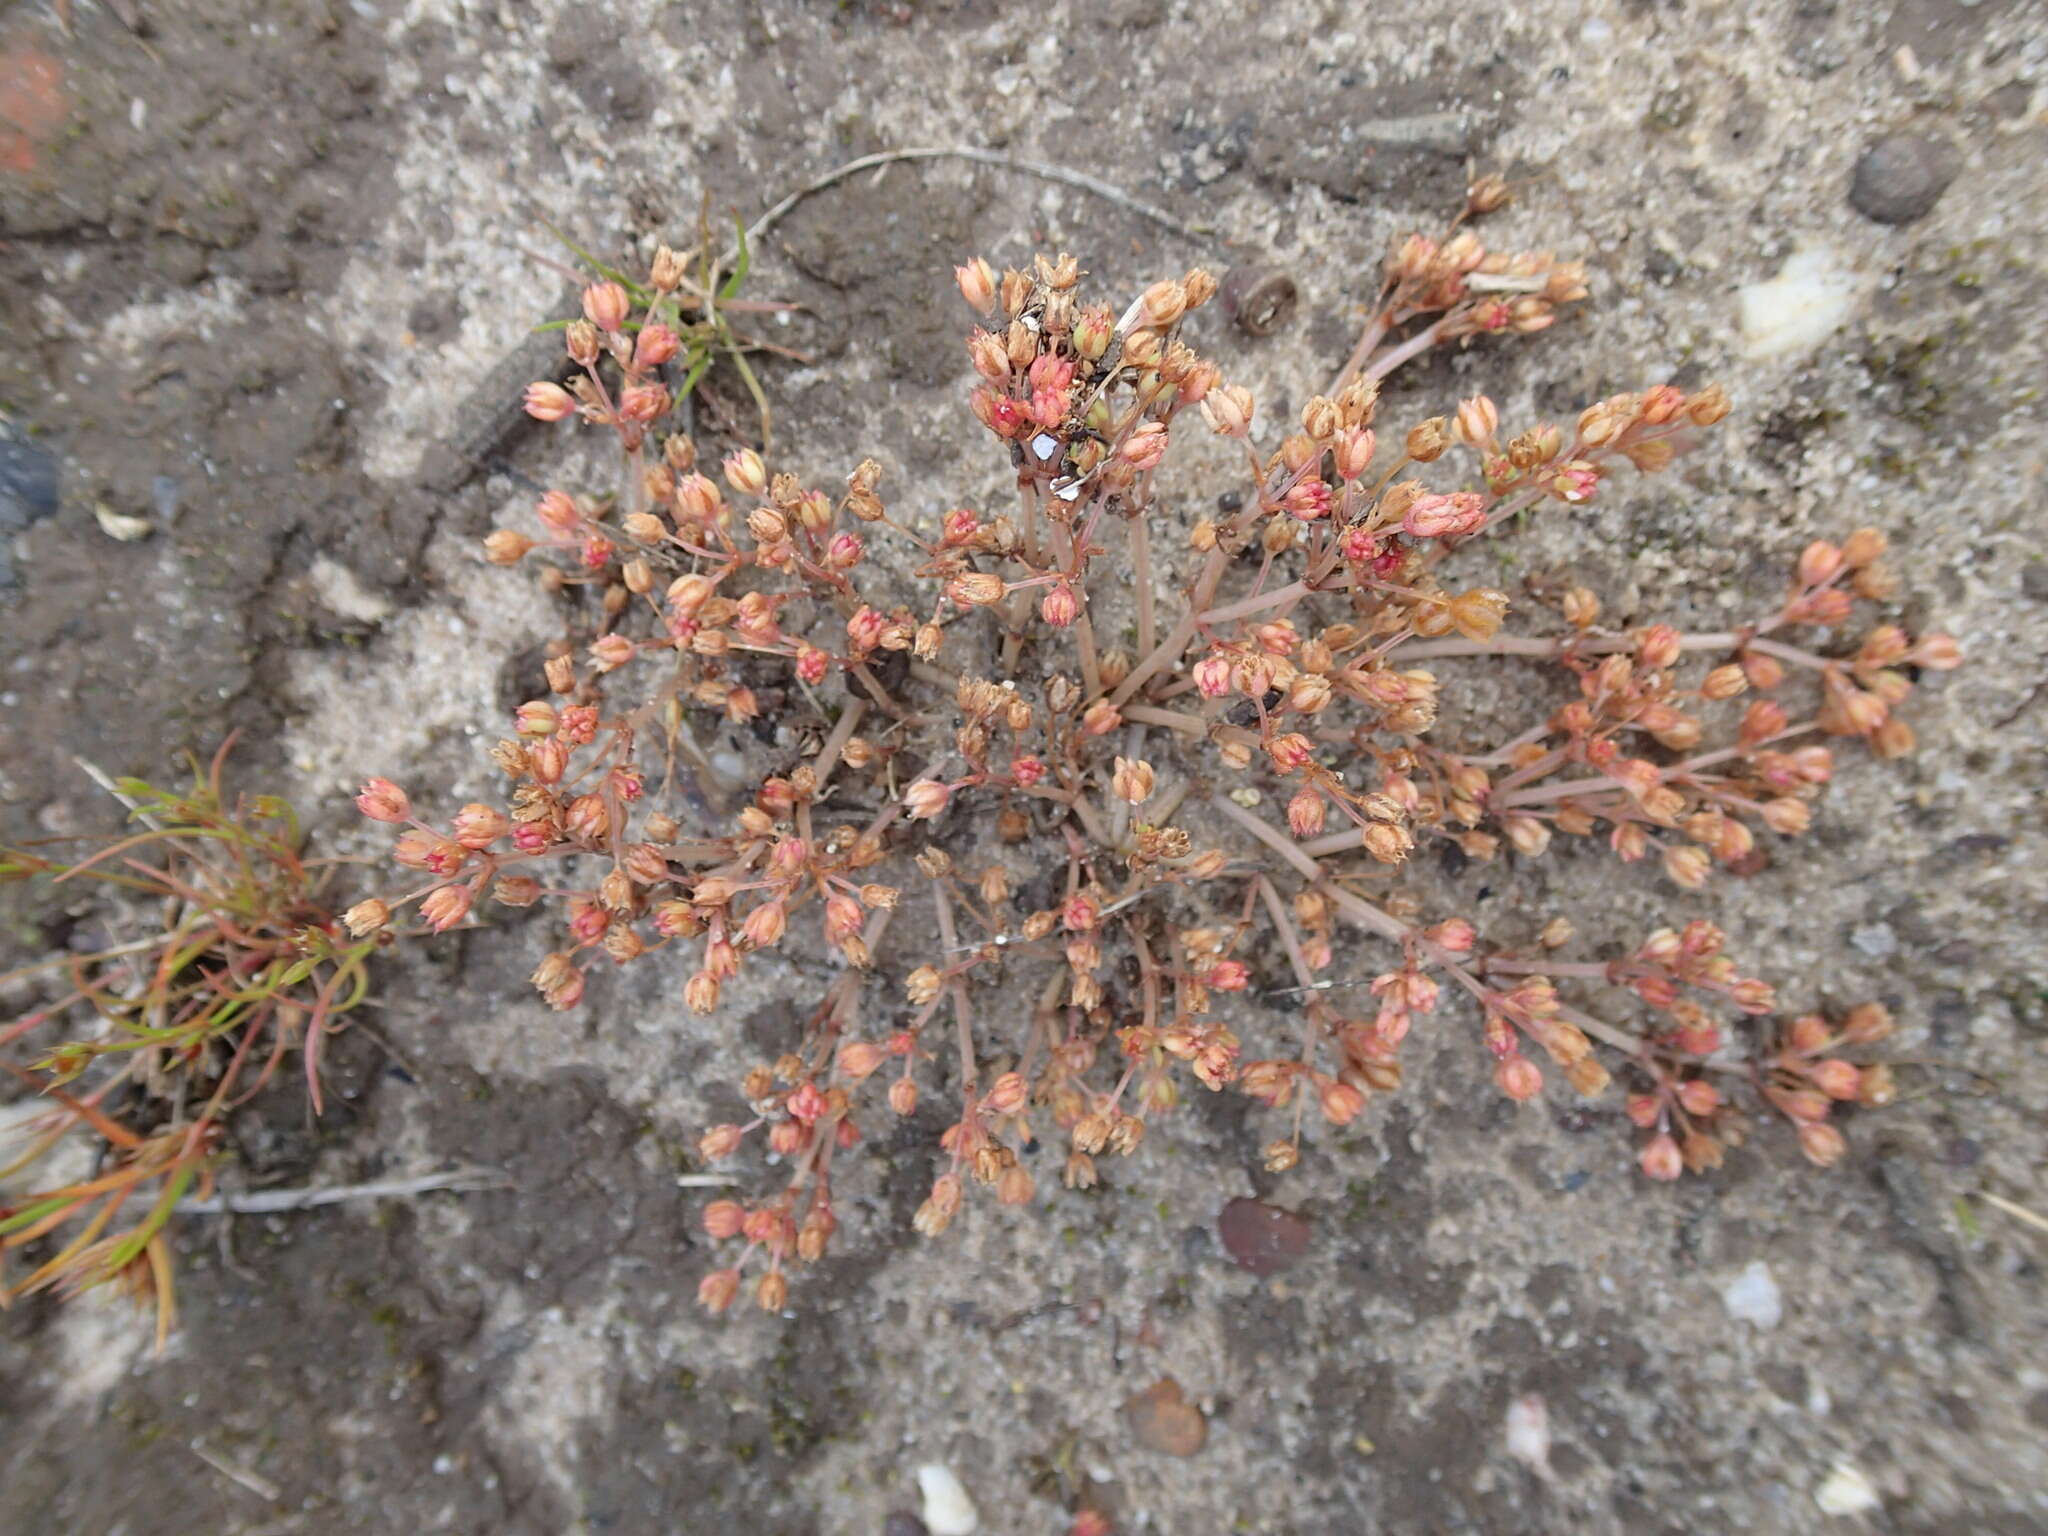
[1319,1078,1367,1125]
[696,1268,740,1314]
[633,323,679,369]
[581,281,630,333]
[355,778,411,823]
[902,778,951,821]
[419,883,473,932]
[523,381,576,421]
[955,257,998,315]
[722,448,767,497]
[1638,1133,1683,1180]
[1496,1055,1544,1101]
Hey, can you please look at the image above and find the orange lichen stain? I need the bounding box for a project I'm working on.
[0,48,67,174]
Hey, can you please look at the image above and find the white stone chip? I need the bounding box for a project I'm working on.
[917,1463,979,1535]
[1740,247,1862,360]
[1504,1394,1554,1480]
[1722,1260,1784,1329]
[1815,1461,1882,1515]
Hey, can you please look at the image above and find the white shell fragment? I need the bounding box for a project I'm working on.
[1721,1260,1784,1329]
[1815,1461,1883,1516]
[1029,431,1060,462]
[917,1463,979,1535]
[93,502,154,542]
[1504,1394,1555,1480]
[1739,247,1862,360]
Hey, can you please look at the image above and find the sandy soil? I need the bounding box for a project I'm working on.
[2,1,2045,1532]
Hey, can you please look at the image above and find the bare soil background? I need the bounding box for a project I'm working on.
[2,1,2045,1532]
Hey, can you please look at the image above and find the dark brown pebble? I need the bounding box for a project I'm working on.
[1217,1196,1312,1276]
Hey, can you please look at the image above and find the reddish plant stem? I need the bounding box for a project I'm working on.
[1254,876,1318,994]
[929,880,976,1099]
[1129,515,1157,662]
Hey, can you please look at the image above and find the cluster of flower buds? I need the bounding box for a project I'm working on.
[1627,1000,1896,1178]
[359,192,1948,1316]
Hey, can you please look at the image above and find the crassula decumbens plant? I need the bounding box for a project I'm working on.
[350,184,1959,1314]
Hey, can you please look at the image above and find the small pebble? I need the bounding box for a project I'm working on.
[1815,1461,1882,1515]
[1124,1376,1208,1457]
[1850,923,1898,958]
[916,1464,977,1536]
[883,1514,929,1536]
[1217,1197,1312,1277]
[1504,1394,1554,1480]
[1740,247,1860,360]
[152,474,182,522]
[1722,1260,1783,1329]
[1849,134,1959,225]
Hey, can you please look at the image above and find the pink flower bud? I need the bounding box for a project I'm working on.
[1199,385,1254,437]
[580,281,630,333]
[955,257,998,315]
[1203,958,1250,991]
[1913,633,1963,670]
[355,778,411,823]
[740,901,788,950]
[786,1080,828,1123]
[1319,1079,1367,1125]
[1797,1121,1847,1167]
[947,572,1007,608]
[1283,478,1334,522]
[1080,700,1122,736]
[698,1123,744,1161]
[1638,1132,1683,1180]
[1402,492,1487,540]
[618,383,669,423]
[696,1268,741,1314]
[419,883,474,933]
[1041,583,1080,627]
[1809,1058,1861,1100]
[1454,395,1499,444]
[1496,1055,1544,1102]
[450,803,509,849]
[633,323,679,369]
[837,1041,885,1080]
[1427,918,1476,953]
[1265,732,1313,772]
[523,381,576,421]
[1334,426,1376,482]
[589,633,635,672]
[1287,787,1327,837]
[1676,1079,1721,1117]
[902,778,951,821]
[1120,421,1169,470]
[722,448,766,496]
[701,1200,745,1239]
[1550,461,1600,503]
[984,1071,1028,1114]
[1797,539,1843,587]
